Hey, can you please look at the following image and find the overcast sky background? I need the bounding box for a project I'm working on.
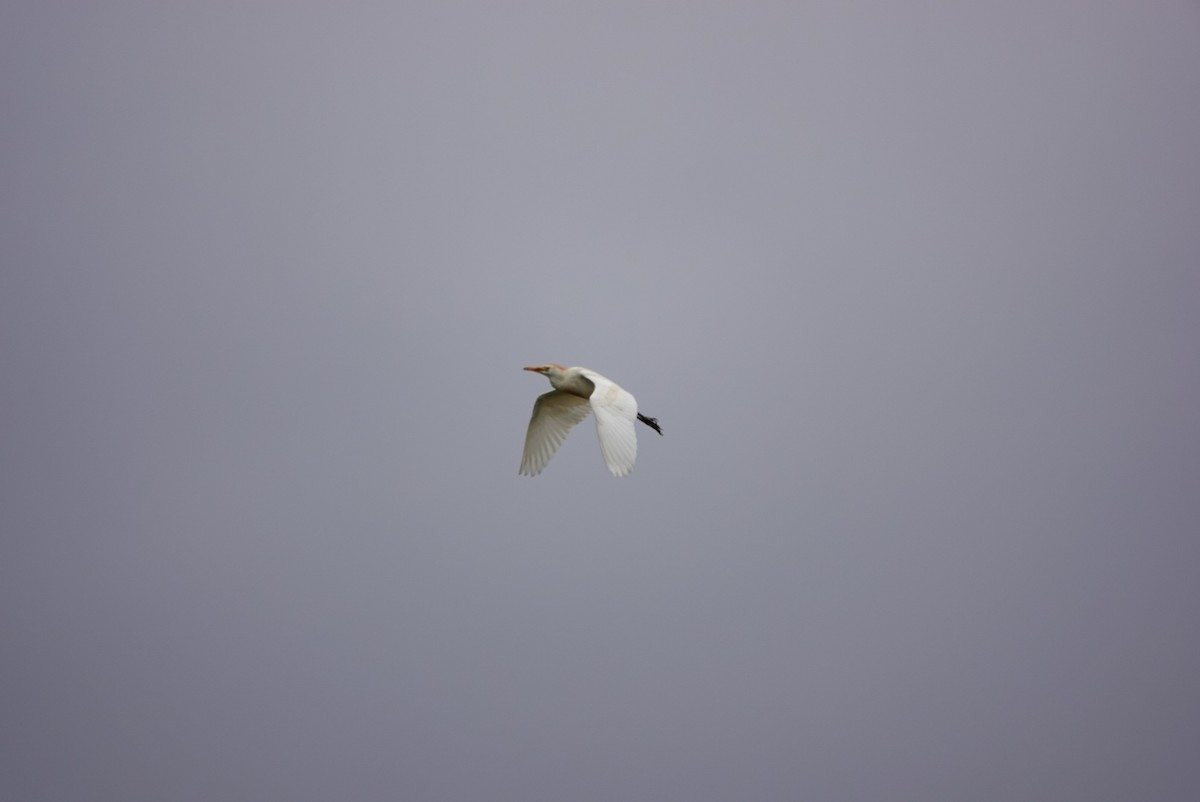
[3,2,1199,800]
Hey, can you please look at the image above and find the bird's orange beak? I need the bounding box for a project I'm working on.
[524,366,546,373]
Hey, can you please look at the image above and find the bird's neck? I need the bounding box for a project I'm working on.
[551,371,593,398]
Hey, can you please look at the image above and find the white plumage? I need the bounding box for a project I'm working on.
[519,364,662,478]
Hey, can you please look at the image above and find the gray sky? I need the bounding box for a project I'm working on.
[3,2,1199,800]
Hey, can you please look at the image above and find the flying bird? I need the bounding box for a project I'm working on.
[519,364,663,477]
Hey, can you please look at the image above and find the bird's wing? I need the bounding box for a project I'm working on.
[579,369,639,477]
[520,390,593,476]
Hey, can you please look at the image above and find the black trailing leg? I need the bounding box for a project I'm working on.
[637,413,663,436]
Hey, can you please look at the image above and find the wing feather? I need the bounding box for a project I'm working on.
[519,390,592,476]
[578,369,639,477]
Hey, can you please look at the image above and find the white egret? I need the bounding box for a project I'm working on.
[519,364,662,477]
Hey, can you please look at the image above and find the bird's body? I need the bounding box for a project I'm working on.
[519,364,662,477]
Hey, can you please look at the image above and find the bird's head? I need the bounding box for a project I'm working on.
[524,363,567,379]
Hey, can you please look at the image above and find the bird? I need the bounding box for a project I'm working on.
[519,364,662,477]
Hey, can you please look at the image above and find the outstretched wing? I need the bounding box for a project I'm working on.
[519,390,593,476]
[578,368,639,477]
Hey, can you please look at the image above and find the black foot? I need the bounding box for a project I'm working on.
[637,413,663,436]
